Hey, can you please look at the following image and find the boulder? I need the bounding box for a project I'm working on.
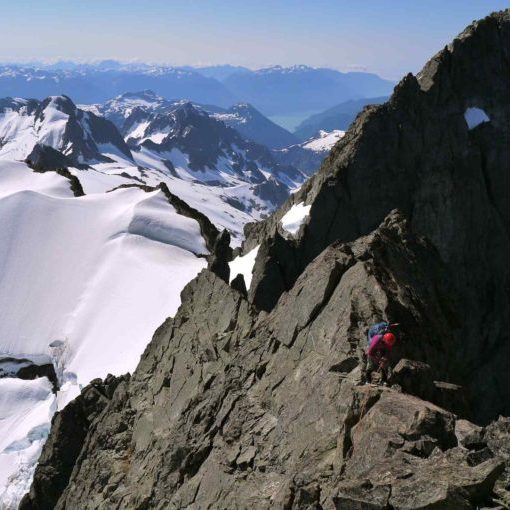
[455,419,486,450]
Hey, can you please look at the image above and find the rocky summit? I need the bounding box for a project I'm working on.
[19,10,510,510]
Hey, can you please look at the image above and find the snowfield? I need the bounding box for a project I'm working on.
[0,159,72,198]
[0,173,208,382]
[229,245,260,290]
[280,202,311,235]
[0,160,209,508]
[302,129,345,152]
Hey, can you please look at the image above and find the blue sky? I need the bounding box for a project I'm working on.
[0,0,508,79]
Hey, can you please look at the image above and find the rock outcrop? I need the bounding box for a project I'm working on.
[21,9,510,510]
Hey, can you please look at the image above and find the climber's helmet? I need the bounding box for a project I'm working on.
[383,332,396,347]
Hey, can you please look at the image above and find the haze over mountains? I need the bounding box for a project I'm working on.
[0,62,394,118]
[294,96,389,140]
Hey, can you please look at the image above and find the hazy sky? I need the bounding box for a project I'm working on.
[1,0,508,79]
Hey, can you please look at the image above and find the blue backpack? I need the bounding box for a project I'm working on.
[367,321,390,346]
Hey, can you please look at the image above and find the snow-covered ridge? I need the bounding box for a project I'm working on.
[0,159,210,507]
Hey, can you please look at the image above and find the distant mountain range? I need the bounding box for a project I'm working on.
[223,65,394,116]
[0,92,310,243]
[0,62,394,118]
[88,90,343,174]
[294,96,389,140]
[0,66,237,106]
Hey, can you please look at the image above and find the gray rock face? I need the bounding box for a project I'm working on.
[242,10,510,422]
[24,211,510,509]
[21,10,510,510]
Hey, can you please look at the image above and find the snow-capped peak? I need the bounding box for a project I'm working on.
[0,95,133,165]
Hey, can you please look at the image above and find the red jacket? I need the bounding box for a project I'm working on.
[367,334,392,365]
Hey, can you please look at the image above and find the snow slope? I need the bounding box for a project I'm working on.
[280,202,311,235]
[229,245,260,290]
[0,159,209,508]
[273,129,345,176]
[0,159,72,198]
[0,180,207,382]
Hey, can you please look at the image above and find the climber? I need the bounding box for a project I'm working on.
[365,321,398,383]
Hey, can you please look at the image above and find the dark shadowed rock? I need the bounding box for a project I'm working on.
[16,363,59,393]
[26,144,74,170]
[391,359,435,399]
[25,144,85,197]
[208,229,232,282]
[231,273,248,297]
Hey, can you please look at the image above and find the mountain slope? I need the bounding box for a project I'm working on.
[128,101,302,188]
[210,103,300,149]
[20,211,510,510]
[186,65,251,81]
[273,129,345,175]
[223,65,394,115]
[81,96,306,240]
[241,9,510,423]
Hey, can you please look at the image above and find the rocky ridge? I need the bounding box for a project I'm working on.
[242,9,510,423]
[19,9,510,510]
